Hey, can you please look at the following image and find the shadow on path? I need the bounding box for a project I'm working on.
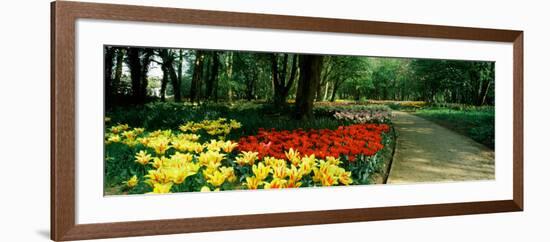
[387,111,495,184]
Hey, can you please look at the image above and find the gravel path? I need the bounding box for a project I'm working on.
[387,111,495,184]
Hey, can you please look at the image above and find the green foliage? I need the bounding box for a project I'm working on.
[106,102,346,138]
[410,59,495,105]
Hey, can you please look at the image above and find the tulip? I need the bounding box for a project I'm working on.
[124,175,138,188]
[221,141,238,153]
[150,183,173,194]
[206,170,226,187]
[107,135,121,143]
[244,177,261,189]
[135,150,152,166]
[252,162,270,181]
[150,156,170,169]
[264,178,287,189]
[198,150,225,166]
[219,166,237,183]
[235,151,258,166]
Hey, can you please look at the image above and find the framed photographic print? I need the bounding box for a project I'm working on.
[51,1,523,241]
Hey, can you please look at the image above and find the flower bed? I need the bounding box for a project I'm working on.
[105,119,396,195]
[237,124,390,161]
[333,110,392,124]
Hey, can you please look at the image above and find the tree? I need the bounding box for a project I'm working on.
[112,48,124,101]
[174,49,184,102]
[104,46,116,105]
[190,50,206,103]
[233,52,265,101]
[157,49,171,102]
[205,51,220,100]
[317,56,336,101]
[126,47,154,103]
[224,52,235,102]
[271,53,298,108]
[295,55,323,120]
[326,56,365,102]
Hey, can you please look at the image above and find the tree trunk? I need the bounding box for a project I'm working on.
[160,64,169,102]
[173,50,183,102]
[140,50,153,102]
[271,54,297,108]
[245,67,257,101]
[168,64,179,102]
[190,50,205,103]
[225,52,234,103]
[113,48,124,98]
[315,79,323,102]
[206,52,220,100]
[295,55,323,120]
[323,81,330,101]
[104,47,115,105]
[330,81,341,102]
[127,48,142,103]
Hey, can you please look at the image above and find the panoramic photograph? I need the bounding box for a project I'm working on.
[103,46,495,195]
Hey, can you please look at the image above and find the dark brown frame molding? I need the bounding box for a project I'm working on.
[51,1,523,241]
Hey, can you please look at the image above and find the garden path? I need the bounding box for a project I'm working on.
[386,111,495,184]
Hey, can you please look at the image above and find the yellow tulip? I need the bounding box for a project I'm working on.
[325,156,342,166]
[144,169,170,185]
[338,171,353,185]
[271,164,289,179]
[285,148,301,166]
[252,162,270,181]
[202,162,221,178]
[198,150,225,166]
[186,162,201,174]
[165,167,197,184]
[264,178,287,189]
[205,140,223,152]
[149,137,170,155]
[107,134,121,143]
[191,142,205,153]
[133,127,145,134]
[122,130,136,140]
[235,151,258,166]
[263,156,286,168]
[219,166,237,183]
[150,156,170,169]
[137,137,150,146]
[170,152,194,165]
[320,174,339,186]
[123,139,138,147]
[123,175,138,188]
[177,133,200,141]
[287,165,303,183]
[206,170,226,187]
[229,119,242,129]
[244,177,261,189]
[170,139,187,151]
[135,150,152,165]
[312,167,322,183]
[221,141,238,153]
[109,124,129,134]
[150,182,173,194]
[299,154,316,174]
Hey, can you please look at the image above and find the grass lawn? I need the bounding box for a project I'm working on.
[414,106,494,149]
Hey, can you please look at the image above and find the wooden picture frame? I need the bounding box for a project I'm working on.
[51,1,523,241]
